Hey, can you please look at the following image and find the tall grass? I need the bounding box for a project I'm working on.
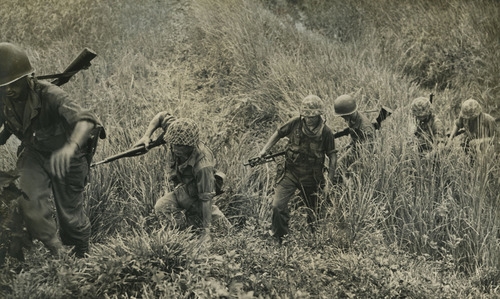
[0,0,499,297]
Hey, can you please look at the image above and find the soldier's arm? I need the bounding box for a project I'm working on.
[327,151,337,183]
[134,111,173,148]
[258,131,281,158]
[50,120,95,178]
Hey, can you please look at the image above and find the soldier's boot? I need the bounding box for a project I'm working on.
[70,241,89,258]
[44,237,63,257]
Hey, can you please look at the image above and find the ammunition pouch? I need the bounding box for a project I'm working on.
[285,149,324,167]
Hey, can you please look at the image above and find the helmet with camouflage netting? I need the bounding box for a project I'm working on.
[460,99,482,119]
[0,42,35,87]
[411,97,431,118]
[164,118,200,147]
[300,95,324,117]
[333,94,357,116]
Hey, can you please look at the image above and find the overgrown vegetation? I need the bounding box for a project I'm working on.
[0,0,499,297]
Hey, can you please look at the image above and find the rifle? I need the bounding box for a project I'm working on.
[335,105,394,138]
[90,134,166,167]
[244,151,286,167]
[36,48,97,86]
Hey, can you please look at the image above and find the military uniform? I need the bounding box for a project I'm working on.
[414,115,445,152]
[450,99,498,154]
[411,97,445,153]
[338,111,375,170]
[0,42,103,257]
[455,113,497,142]
[1,80,101,256]
[271,116,336,238]
[153,118,227,231]
[155,142,226,228]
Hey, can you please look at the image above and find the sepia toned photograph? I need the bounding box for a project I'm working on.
[0,0,499,298]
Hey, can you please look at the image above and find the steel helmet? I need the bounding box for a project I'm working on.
[333,94,357,116]
[411,97,431,118]
[164,118,200,147]
[0,42,35,87]
[300,95,324,117]
[460,98,482,119]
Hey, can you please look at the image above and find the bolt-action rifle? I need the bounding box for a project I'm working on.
[334,105,393,138]
[244,151,286,167]
[90,134,166,167]
[36,48,97,86]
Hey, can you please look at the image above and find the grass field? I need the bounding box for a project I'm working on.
[1,0,499,297]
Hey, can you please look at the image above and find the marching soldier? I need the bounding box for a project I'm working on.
[0,42,104,258]
[258,95,337,243]
[333,94,375,172]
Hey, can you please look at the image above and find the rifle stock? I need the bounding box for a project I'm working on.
[36,48,97,86]
[90,135,166,167]
[373,106,393,130]
[334,128,350,139]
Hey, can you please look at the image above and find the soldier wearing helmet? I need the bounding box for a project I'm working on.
[333,94,375,172]
[410,97,445,153]
[448,98,498,153]
[134,114,228,242]
[257,95,337,243]
[0,42,103,258]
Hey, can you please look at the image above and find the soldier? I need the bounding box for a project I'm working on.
[138,116,227,242]
[258,95,337,242]
[0,42,104,258]
[410,97,445,154]
[448,99,498,154]
[333,94,375,173]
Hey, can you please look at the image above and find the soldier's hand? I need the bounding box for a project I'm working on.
[133,136,151,148]
[50,141,79,179]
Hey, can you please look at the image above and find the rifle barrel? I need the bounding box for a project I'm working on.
[90,137,166,167]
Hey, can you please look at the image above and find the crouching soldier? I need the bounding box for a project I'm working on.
[258,95,337,243]
[143,117,228,242]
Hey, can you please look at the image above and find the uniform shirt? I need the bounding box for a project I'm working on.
[167,142,216,202]
[414,114,445,152]
[455,112,497,141]
[1,80,99,153]
[277,116,335,171]
[346,112,375,149]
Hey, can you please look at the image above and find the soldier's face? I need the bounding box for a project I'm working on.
[172,144,194,161]
[0,77,28,102]
[303,115,321,128]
